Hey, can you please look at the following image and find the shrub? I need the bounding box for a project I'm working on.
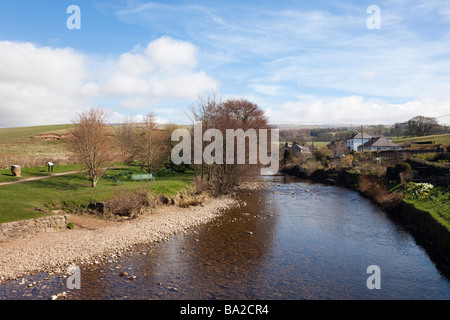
[394,162,413,180]
[386,165,396,180]
[192,176,209,194]
[369,164,387,177]
[386,162,413,182]
[175,190,202,208]
[338,155,353,169]
[299,159,322,176]
[282,149,294,164]
[399,171,413,189]
[66,222,74,229]
[358,175,403,210]
[414,153,439,161]
[178,198,201,208]
[107,187,153,218]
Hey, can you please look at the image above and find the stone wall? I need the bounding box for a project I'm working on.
[0,215,68,243]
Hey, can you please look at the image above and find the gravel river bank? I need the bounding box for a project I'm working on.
[0,194,242,284]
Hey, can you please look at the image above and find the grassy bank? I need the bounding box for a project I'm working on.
[0,166,195,224]
[400,183,450,232]
[400,200,450,255]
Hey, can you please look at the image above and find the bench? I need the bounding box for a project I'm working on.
[131,174,154,182]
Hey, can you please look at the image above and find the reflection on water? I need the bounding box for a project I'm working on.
[1,175,450,300]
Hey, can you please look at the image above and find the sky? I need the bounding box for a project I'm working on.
[0,0,449,128]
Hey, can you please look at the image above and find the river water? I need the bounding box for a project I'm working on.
[1,175,450,300]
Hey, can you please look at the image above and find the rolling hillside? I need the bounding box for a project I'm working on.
[0,124,74,169]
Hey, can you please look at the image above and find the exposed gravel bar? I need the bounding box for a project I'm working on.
[0,195,242,283]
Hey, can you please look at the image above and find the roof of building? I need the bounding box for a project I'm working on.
[281,142,311,152]
[362,136,401,148]
[349,133,373,140]
[292,142,311,152]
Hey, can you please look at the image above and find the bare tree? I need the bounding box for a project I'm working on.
[68,108,118,187]
[406,116,441,137]
[189,93,271,196]
[131,113,171,173]
[115,116,135,162]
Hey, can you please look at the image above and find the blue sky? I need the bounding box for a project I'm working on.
[0,0,449,127]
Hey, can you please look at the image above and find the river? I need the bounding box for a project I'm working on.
[1,175,450,300]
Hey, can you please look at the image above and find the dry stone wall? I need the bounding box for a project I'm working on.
[0,215,68,243]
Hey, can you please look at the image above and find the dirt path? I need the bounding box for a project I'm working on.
[0,171,81,187]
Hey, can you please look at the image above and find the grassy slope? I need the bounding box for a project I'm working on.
[0,125,74,170]
[405,199,450,232]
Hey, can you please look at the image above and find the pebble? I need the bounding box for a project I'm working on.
[52,292,68,300]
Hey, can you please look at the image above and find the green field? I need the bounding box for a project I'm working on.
[392,133,450,146]
[0,166,195,224]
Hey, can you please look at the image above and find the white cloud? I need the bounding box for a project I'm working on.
[107,111,169,125]
[89,36,219,106]
[249,84,281,96]
[0,41,89,127]
[265,96,450,125]
[0,37,219,127]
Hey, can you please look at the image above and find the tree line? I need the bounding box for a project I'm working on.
[280,115,447,145]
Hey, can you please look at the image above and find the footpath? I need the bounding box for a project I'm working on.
[0,171,80,187]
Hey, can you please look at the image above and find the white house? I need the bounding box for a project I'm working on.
[347,133,373,152]
[357,136,402,152]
